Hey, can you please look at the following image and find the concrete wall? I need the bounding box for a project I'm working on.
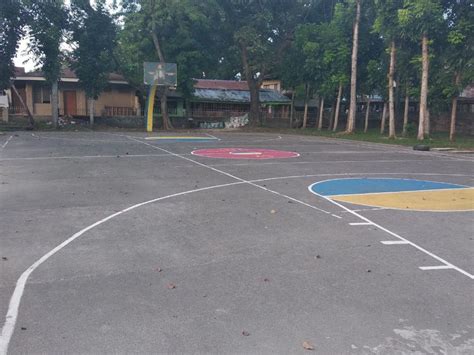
[22,82,138,117]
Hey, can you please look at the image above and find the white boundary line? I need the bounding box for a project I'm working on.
[1,136,13,149]
[0,153,174,161]
[419,265,454,271]
[0,170,470,354]
[204,133,221,140]
[174,158,461,168]
[308,182,474,280]
[0,180,246,354]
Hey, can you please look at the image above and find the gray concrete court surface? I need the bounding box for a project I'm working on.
[0,130,473,354]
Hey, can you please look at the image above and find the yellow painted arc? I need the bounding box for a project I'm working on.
[332,187,474,212]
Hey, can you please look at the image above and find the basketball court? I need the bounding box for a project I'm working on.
[0,131,473,353]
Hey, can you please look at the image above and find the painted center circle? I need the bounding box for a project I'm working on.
[191,148,300,160]
[309,178,474,212]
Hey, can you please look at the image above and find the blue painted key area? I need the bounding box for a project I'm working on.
[311,178,465,196]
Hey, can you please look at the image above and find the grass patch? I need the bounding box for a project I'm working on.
[250,127,474,150]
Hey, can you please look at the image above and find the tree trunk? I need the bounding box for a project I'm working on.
[51,80,59,129]
[333,83,343,132]
[418,33,429,140]
[388,40,396,139]
[328,101,335,131]
[425,108,430,135]
[151,22,172,130]
[302,83,309,129]
[449,73,461,141]
[318,96,324,130]
[290,89,295,128]
[160,88,173,130]
[11,83,34,127]
[248,79,261,126]
[240,42,261,126]
[88,97,94,126]
[364,97,370,133]
[380,102,387,134]
[346,0,361,133]
[449,96,457,142]
[402,90,409,136]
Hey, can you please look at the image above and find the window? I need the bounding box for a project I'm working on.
[33,85,51,104]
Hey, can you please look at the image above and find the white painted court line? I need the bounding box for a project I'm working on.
[349,222,372,226]
[126,136,337,217]
[381,241,410,245]
[204,133,221,140]
[31,133,128,143]
[419,265,454,271]
[1,168,472,351]
[309,185,474,280]
[229,151,263,156]
[197,159,446,168]
[1,136,13,149]
[0,180,246,354]
[0,153,175,161]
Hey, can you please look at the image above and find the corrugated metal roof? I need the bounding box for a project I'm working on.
[193,88,290,104]
[13,66,127,82]
[194,79,249,91]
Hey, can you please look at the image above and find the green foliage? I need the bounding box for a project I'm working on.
[398,0,444,39]
[117,0,221,98]
[70,1,117,99]
[25,0,68,83]
[0,0,27,90]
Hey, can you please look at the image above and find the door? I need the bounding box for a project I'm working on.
[63,91,77,116]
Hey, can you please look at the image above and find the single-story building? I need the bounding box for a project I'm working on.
[4,69,291,125]
[189,79,291,121]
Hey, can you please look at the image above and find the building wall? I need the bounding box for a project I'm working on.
[18,81,138,117]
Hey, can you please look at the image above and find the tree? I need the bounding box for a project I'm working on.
[398,0,444,140]
[0,0,26,90]
[345,0,361,133]
[362,59,385,132]
[119,0,219,130]
[374,0,404,138]
[0,0,35,126]
[442,0,474,141]
[70,0,117,126]
[26,0,68,128]
[217,0,307,126]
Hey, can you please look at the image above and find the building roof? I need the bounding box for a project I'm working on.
[193,88,290,104]
[194,79,249,91]
[191,79,290,104]
[460,85,474,99]
[13,67,128,84]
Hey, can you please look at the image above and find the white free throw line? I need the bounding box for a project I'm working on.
[1,136,13,149]
[419,265,454,271]
[308,185,474,280]
[381,241,410,245]
[349,222,372,226]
